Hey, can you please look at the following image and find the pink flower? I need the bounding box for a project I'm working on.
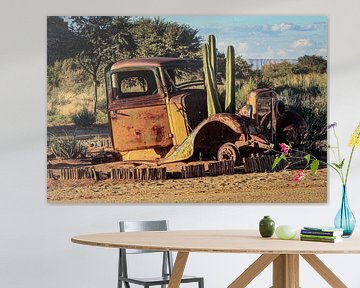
[279,143,289,155]
[293,170,305,183]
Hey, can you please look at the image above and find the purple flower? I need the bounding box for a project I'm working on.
[327,122,337,129]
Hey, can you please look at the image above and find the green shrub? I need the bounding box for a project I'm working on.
[50,135,87,159]
[72,109,96,127]
[272,73,327,153]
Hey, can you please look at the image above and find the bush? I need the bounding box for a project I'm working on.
[72,109,96,127]
[50,135,87,159]
[273,73,327,153]
[293,55,327,74]
[286,105,327,156]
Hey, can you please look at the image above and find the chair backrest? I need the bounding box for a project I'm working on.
[119,220,168,254]
[120,220,168,232]
[118,220,173,283]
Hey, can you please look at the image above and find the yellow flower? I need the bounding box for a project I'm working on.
[349,122,360,147]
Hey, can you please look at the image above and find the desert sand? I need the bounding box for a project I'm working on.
[47,168,327,203]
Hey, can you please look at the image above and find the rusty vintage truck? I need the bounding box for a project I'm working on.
[105,57,305,166]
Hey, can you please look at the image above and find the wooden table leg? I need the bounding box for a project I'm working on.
[272,254,299,288]
[228,254,279,288]
[301,254,347,288]
[168,252,189,288]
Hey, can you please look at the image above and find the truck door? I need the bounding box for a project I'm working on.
[107,68,173,153]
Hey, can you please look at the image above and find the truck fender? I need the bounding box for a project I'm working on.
[158,113,248,164]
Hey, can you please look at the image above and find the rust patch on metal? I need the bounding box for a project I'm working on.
[111,58,200,70]
[159,113,253,164]
[110,105,172,152]
[109,94,165,110]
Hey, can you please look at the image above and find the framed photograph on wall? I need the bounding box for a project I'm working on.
[47,16,327,203]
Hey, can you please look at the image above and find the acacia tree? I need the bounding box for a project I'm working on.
[262,61,294,79]
[69,16,134,113]
[292,55,327,74]
[131,17,201,58]
[47,16,78,65]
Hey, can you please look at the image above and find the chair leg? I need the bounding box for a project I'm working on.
[161,252,168,288]
[199,278,204,288]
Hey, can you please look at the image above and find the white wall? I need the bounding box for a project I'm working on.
[1,0,360,287]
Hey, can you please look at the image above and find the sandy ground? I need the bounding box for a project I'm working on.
[47,124,327,203]
[47,168,327,203]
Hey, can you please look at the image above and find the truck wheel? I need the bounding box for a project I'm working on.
[217,143,240,164]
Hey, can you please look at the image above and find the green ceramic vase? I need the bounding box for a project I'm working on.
[259,216,275,237]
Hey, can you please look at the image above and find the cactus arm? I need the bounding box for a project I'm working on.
[202,43,221,116]
[208,34,217,81]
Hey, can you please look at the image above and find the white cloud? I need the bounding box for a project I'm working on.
[293,39,312,49]
[214,41,249,56]
[271,23,293,32]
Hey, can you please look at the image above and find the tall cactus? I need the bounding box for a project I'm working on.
[202,43,221,116]
[208,35,217,81]
[225,45,236,113]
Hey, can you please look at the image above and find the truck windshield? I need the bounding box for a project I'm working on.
[164,64,204,91]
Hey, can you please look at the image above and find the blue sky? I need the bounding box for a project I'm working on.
[161,16,328,59]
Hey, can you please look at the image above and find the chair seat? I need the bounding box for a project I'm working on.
[119,275,203,286]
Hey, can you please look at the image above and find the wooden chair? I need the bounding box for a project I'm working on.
[118,220,204,288]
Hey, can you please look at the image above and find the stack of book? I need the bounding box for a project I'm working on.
[300,226,344,243]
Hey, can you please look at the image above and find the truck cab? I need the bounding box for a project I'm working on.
[105,58,207,161]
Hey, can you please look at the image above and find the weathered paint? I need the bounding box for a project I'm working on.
[242,88,275,124]
[118,148,166,161]
[110,94,165,110]
[159,113,256,164]
[111,57,201,71]
[239,87,306,145]
[168,91,207,146]
[107,58,205,161]
[109,104,172,153]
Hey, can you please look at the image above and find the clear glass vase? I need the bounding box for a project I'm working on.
[334,185,356,237]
